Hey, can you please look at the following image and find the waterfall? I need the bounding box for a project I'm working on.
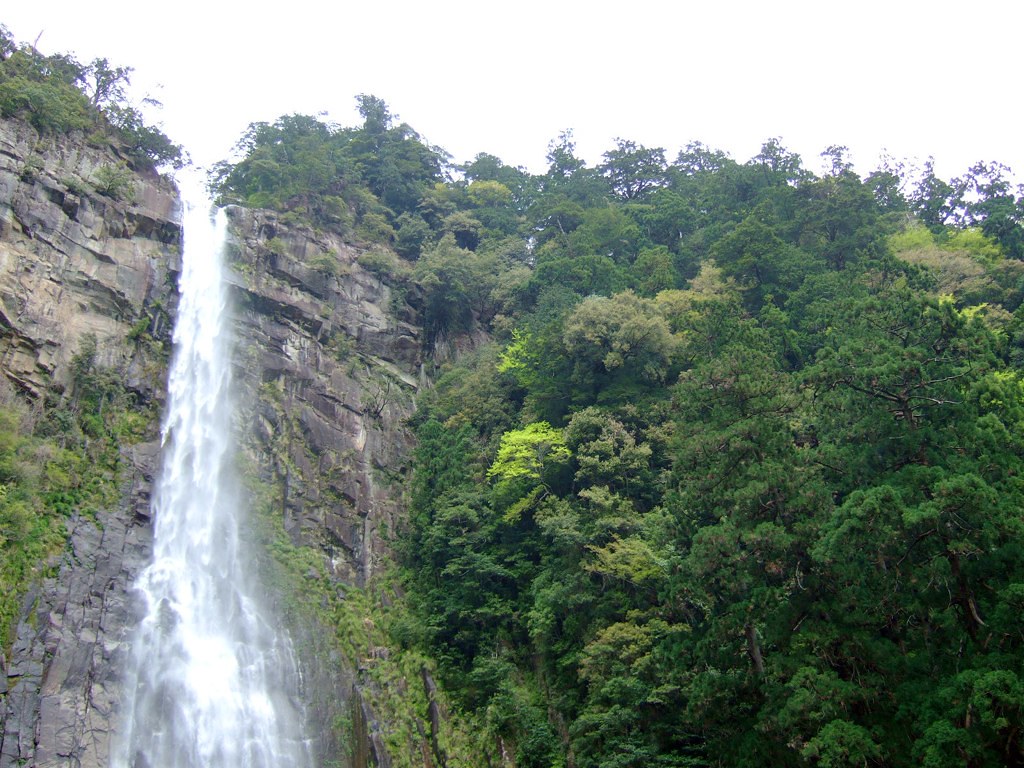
[113,181,311,768]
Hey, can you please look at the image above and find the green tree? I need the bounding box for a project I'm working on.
[348,94,446,216]
[487,421,570,485]
[414,234,501,341]
[795,165,886,271]
[562,291,678,405]
[599,138,668,201]
[84,57,130,110]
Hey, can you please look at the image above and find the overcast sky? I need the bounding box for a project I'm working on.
[4,1,1021,182]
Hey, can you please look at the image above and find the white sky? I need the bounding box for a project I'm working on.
[4,1,1022,182]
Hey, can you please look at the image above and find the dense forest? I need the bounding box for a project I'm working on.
[211,97,1024,767]
[5,20,1024,766]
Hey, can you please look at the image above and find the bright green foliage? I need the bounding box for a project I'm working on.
[467,179,513,208]
[487,422,570,484]
[93,162,136,201]
[417,344,519,442]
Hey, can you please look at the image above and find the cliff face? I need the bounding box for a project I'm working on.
[0,120,180,400]
[0,119,180,767]
[224,207,423,587]
[223,208,438,766]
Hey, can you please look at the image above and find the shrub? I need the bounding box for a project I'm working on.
[0,77,91,133]
[93,163,136,202]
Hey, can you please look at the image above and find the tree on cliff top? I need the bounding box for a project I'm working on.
[0,25,183,168]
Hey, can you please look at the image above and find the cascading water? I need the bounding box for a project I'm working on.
[113,181,311,768]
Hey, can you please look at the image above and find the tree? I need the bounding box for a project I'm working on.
[674,141,732,175]
[356,93,393,136]
[487,422,570,485]
[541,130,608,205]
[0,25,17,60]
[0,43,90,133]
[564,407,652,496]
[911,158,970,230]
[84,57,131,110]
[545,129,585,181]
[462,153,538,216]
[562,290,679,406]
[569,205,642,264]
[348,95,446,215]
[414,234,504,341]
[750,137,806,188]
[599,138,668,201]
[212,113,339,208]
[106,103,185,168]
[866,153,909,213]
[711,210,811,308]
[393,212,432,259]
[795,167,885,271]
[962,160,1024,260]
[632,245,676,295]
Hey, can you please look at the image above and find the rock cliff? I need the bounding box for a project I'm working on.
[224,207,440,767]
[225,206,423,587]
[0,118,179,767]
[0,119,180,400]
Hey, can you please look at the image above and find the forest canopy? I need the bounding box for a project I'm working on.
[214,94,1024,767]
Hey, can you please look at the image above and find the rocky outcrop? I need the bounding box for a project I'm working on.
[224,209,453,767]
[1,481,157,768]
[0,118,179,768]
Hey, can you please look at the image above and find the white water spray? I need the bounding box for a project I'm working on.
[114,181,311,768]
